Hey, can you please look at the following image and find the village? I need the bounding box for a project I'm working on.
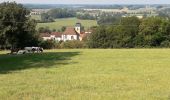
[40,23,93,41]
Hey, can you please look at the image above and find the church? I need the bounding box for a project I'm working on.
[40,23,93,41]
[62,23,81,41]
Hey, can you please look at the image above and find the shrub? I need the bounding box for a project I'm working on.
[60,40,87,49]
[161,40,170,47]
[39,40,56,49]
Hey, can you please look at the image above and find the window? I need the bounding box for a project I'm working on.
[71,36,74,40]
[65,35,67,39]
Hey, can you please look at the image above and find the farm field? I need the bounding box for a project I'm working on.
[0,49,170,99]
[31,15,41,20]
[34,17,98,31]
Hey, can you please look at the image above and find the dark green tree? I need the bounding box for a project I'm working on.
[138,17,164,47]
[0,2,39,52]
[61,26,66,32]
[113,16,140,47]
[38,26,51,33]
[88,17,141,48]
[41,13,54,23]
[88,26,111,48]
[47,8,76,19]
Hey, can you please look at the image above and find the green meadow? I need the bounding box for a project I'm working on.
[31,15,41,20]
[0,49,170,100]
[34,17,98,31]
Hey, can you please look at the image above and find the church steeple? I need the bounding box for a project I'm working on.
[75,23,81,34]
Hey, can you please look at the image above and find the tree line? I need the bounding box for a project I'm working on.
[39,8,99,22]
[76,13,96,20]
[40,8,76,23]
[88,16,170,48]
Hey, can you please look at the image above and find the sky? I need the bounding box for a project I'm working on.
[0,0,170,4]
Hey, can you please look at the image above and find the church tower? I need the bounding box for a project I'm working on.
[75,23,81,34]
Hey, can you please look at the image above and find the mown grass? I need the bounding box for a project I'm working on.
[36,17,98,30]
[0,49,170,100]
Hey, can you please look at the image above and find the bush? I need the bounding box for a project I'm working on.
[160,40,170,47]
[38,27,51,33]
[39,40,87,49]
[60,40,87,49]
[39,40,56,49]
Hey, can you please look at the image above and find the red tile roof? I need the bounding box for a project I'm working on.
[51,32,62,37]
[63,27,79,35]
[80,31,85,34]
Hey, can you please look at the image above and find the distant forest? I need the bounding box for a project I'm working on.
[24,4,170,9]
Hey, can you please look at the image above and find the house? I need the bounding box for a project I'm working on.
[62,27,79,41]
[40,32,62,41]
[62,23,93,41]
[51,32,62,41]
[30,9,50,15]
[40,23,93,41]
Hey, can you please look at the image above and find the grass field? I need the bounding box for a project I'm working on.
[31,15,41,20]
[0,49,170,99]
[35,17,98,31]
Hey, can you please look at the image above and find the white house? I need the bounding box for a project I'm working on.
[62,27,79,41]
[40,32,62,41]
[51,32,62,41]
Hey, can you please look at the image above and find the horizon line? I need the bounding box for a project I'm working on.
[1,2,170,5]
[22,3,170,5]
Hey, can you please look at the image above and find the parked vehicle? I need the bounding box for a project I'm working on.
[24,47,43,53]
[17,50,29,54]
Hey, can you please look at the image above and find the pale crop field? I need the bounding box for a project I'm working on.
[0,49,170,100]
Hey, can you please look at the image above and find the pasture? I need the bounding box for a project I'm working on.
[36,17,98,30]
[31,15,41,20]
[0,49,170,99]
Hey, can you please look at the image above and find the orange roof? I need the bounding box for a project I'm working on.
[51,32,62,37]
[63,27,79,35]
[80,31,85,34]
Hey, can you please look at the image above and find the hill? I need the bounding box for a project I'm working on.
[33,17,98,31]
[0,49,170,99]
